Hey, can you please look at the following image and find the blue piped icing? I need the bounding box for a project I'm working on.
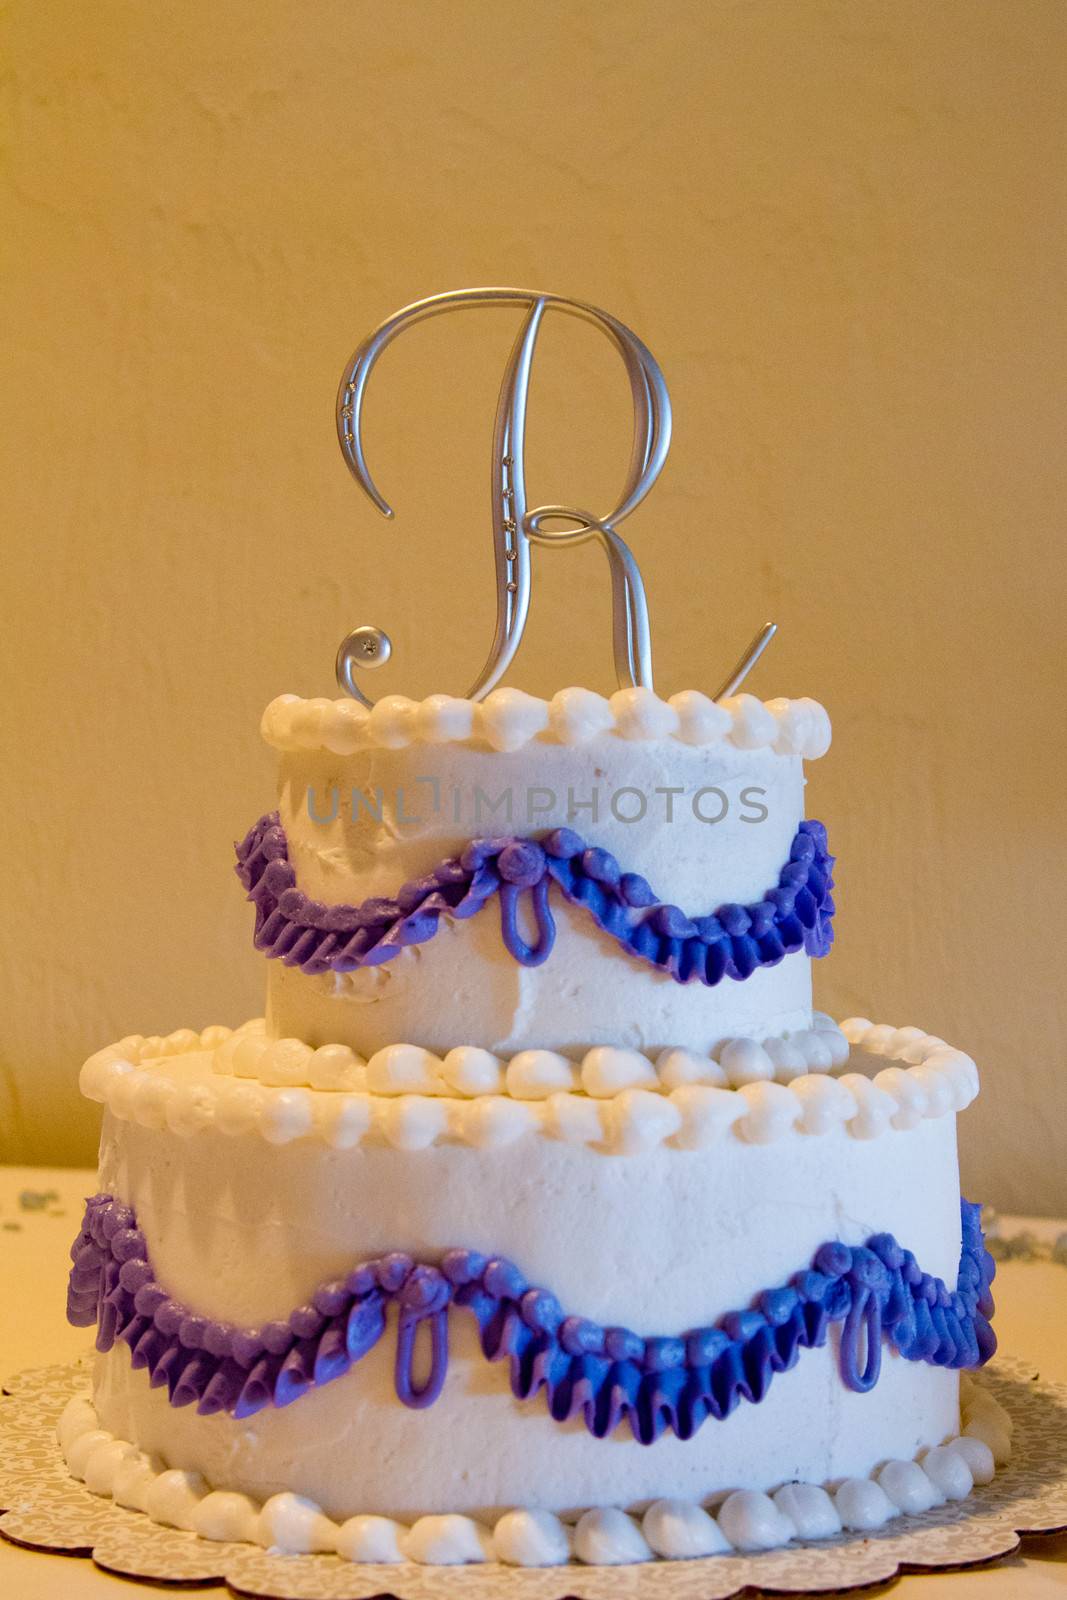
[234,815,835,985]
[68,1197,994,1445]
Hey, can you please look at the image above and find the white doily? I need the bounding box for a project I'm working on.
[1,1356,1065,1598]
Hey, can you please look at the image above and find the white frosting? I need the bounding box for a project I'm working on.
[772,1482,841,1539]
[215,1013,851,1092]
[60,1370,1009,1564]
[267,726,817,1057]
[66,1428,114,1479]
[113,1453,163,1512]
[262,689,832,758]
[89,1024,968,1522]
[57,1396,98,1451]
[572,1507,653,1565]
[492,1509,571,1567]
[402,1514,494,1565]
[716,1490,795,1551]
[920,1444,974,1501]
[257,1491,338,1554]
[505,1050,579,1099]
[336,1514,405,1562]
[961,1397,1012,1464]
[144,1467,208,1530]
[80,1016,978,1154]
[877,1457,944,1513]
[82,1438,137,1496]
[643,1498,732,1557]
[946,1435,996,1485]
[193,1491,260,1543]
[834,1477,897,1531]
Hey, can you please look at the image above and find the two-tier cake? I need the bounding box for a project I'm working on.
[57,291,1006,1569]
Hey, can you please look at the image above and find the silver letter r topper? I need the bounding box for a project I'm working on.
[333,288,775,706]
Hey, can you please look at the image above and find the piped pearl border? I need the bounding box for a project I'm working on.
[213,1014,853,1094]
[57,1374,1009,1566]
[261,688,832,758]
[80,1017,979,1155]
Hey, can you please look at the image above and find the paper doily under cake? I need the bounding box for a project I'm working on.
[1,1356,1065,1599]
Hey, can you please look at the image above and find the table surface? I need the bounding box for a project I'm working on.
[2,1167,1066,1598]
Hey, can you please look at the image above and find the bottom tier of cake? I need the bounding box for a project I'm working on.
[56,1375,1011,1565]
[70,1014,997,1558]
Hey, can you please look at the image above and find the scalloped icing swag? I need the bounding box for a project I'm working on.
[68,1196,994,1446]
[234,814,835,985]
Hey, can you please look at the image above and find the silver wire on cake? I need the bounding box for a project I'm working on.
[333,287,774,706]
[711,622,778,702]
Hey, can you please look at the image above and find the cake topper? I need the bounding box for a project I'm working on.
[333,288,775,707]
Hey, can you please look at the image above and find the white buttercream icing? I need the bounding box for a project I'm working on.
[78,1014,979,1155]
[580,1046,659,1097]
[642,1498,732,1557]
[834,1477,897,1531]
[91,1106,967,1507]
[82,1438,137,1496]
[505,1050,579,1099]
[946,1435,996,1485]
[716,1489,795,1551]
[262,688,832,757]
[192,1490,260,1543]
[401,1514,494,1565]
[66,1428,114,1479]
[920,1445,974,1501]
[335,1514,405,1563]
[267,720,816,1056]
[113,1453,162,1512]
[877,1457,943,1514]
[440,1046,505,1096]
[572,1506,653,1565]
[143,1468,208,1531]
[222,1013,854,1094]
[257,1492,339,1554]
[492,1508,571,1567]
[772,1482,841,1539]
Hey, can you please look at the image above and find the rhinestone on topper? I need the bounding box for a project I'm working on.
[333,287,775,707]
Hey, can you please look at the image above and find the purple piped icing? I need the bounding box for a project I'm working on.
[234,815,835,984]
[68,1196,994,1445]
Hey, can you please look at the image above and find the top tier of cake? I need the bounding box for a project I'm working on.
[248,686,833,1058]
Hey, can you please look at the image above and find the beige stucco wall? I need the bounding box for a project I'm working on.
[1,1,1064,1210]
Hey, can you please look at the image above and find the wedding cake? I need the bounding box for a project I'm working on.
[58,292,1005,1569]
